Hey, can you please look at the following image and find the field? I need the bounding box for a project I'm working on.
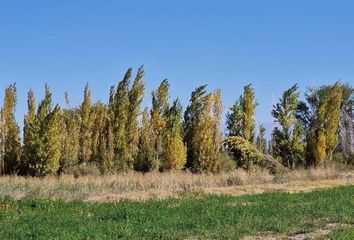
[0,185,353,239]
[0,168,353,239]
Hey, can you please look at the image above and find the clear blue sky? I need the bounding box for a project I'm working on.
[1,0,354,134]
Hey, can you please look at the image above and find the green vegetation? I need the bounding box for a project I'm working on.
[0,67,353,176]
[0,186,352,239]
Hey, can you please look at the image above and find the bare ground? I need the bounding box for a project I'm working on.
[243,223,354,240]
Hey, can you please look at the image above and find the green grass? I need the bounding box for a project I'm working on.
[0,186,353,239]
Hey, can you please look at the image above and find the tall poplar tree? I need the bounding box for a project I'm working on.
[256,124,267,154]
[163,99,187,170]
[1,84,21,174]
[272,84,304,169]
[59,93,80,173]
[79,83,93,164]
[184,85,207,169]
[111,69,131,171]
[242,84,257,142]
[150,79,170,170]
[126,66,145,168]
[135,107,154,171]
[22,89,36,174]
[226,97,243,137]
[191,90,223,173]
[27,84,62,176]
[308,82,343,165]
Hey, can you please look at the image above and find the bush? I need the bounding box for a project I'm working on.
[219,152,236,172]
[66,163,101,178]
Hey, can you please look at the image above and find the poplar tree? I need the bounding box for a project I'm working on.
[150,79,170,170]
[242,84,257,142]
[79,83,93,164]
[135,108,154,171]
[101,119,115,173]
[22,89,36,174]
[27,84,61,176]
[59,93,80,173]
[309,82,343,165]
[1,84,21,174]
[272,84,304,169]
[126,66,145,168]
[111,69,131,171]
[91,102,106,162]
[0,109,4,175]
[184,85,207,169]
[256,124,267,154]
[191,90,223,173]
[163,99,187,170]
[226,97,243,137]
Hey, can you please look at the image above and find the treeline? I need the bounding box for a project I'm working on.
[0,67,353,176]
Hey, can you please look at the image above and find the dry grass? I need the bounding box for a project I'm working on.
[0,166,353,202]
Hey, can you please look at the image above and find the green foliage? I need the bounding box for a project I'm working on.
[1,84,21,174]
[272,84,304,169]
[225,136,263,170]
[135,108,155,172]
[191,90,223,173]
[26,85,62,176]
[79,83,93,164]
[126,66,145,169]
[242,84,258,142]
[226,84,258,142]
[59,93,80,173]
[163,99,187,171]
[256,124,267,154]
[0,186,353,239]
[150,79,170,170]
[226,97,243,137]
[307,82,343,166]
[183,85,207,169]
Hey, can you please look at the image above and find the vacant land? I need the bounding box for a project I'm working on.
[0,168,353,202]
[0,186,353,239]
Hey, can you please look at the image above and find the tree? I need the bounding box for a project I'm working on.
[191,90,223,173]
[272,84,304,169]
[256,124,267,154]
[1,84,21,174]
[184,85,207,169]
[126,66,145,169]
[22,89,36,174]
[308,82,343,166]
[135,108,154,172]
[163,99,187,170]
[242,84,258,142]
[226,84,257,141]
[0,109,3,175]
[27,84,62,176]
[59,93,80,174]
[150,79,170,170]
[79,83,93,164]
[110,69,131,171]
[225,136,263,170]
[226,97,243,137]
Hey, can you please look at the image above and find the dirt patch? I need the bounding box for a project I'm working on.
[204,178,354,197]
[242,223,354,240]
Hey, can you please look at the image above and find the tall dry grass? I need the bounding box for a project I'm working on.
[0,166,352,202]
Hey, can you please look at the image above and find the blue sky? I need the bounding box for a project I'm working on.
[1,0,354,135]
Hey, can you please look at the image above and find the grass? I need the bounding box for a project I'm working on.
[0,185,353,239]
[0,166,352,201]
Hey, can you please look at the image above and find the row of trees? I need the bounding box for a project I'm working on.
[0,67,353,176]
